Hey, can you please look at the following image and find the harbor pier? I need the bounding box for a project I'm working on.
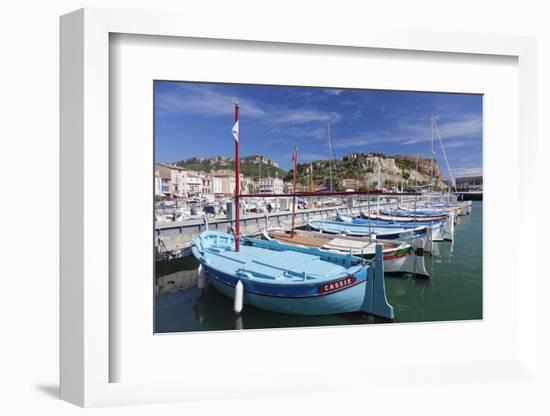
[155,197,429,257]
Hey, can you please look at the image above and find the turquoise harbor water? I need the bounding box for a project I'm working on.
[155,201,482,332]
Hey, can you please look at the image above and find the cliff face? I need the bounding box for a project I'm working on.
[291,152,446,190]
[348,153,444,187]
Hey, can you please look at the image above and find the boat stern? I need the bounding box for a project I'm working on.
[362,244,394,320]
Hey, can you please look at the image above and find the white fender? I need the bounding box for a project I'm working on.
[197,263,206,289]
[234,280,244,314]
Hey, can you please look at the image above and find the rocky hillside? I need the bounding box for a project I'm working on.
[173,152,446,190]
[285,152,446,190]
[174,155,287,180]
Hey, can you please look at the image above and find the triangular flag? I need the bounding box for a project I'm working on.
[292,146,298,162]
[232,120,239,142]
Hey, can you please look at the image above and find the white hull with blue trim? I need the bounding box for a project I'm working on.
[264,228,429,277]
[337,213,446,242]
[309,219,428,239]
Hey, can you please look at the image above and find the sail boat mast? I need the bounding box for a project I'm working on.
[328,124,333,192]
[433,117,455,192]
[310,163,313,192]
[290,146,298,237]
[415,154,419,188]
[430,114,434,192]
[258,156,261,192]
[234,102,240,251]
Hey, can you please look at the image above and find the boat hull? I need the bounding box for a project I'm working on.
[339,213,445,242]
[191,231,394,318]
[352,246,429,277]
[309,220,427,239]
[266,229,429,278]
[206,266,370,315]
[362,212,448,223]
[382,246,429,277]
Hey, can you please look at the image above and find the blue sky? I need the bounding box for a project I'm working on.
[155,81,482,179]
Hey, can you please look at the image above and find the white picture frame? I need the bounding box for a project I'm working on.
[60,8,538,408]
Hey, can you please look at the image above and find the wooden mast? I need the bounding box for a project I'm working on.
[430,113,434,193]
[290,145,298,238]
[234,102,240,251]
[328,124,333,192]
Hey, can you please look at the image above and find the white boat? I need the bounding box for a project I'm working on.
[265,228,429,277]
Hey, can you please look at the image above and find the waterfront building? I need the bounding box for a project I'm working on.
[211,170,249,196]
[456,176,483,192]
[199,172,213,196]
[155,163,187,197]
[183,171,202,197]
[155,164,174,197]
[211,170,235,196]
[258,176,284,194]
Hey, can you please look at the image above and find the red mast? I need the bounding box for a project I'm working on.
[290,145,298,238]
[234,102,240,251]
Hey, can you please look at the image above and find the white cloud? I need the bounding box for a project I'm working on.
[157,84,266,118]
[331,114,482,149]
[157,83,341,127]
[442,140,472,149]
[332,133,380,149]
[269,125,332,142]
[274,110,341,125]
[401,115,482,145]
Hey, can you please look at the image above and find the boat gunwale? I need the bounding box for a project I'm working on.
[192,231,369,286]
[266,228,407,253]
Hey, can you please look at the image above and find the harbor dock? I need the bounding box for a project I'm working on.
[155,197,431,256]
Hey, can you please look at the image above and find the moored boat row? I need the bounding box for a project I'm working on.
[189,103,469,321]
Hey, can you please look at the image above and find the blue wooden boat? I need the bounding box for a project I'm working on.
[191,230,394,318]
[412,202,471,216]
[264,228,429,277]
[309,219,428,239]
[381,208,448,217]
[336,213,445,242]
[361,211,449,223]
[337,213,442,228]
